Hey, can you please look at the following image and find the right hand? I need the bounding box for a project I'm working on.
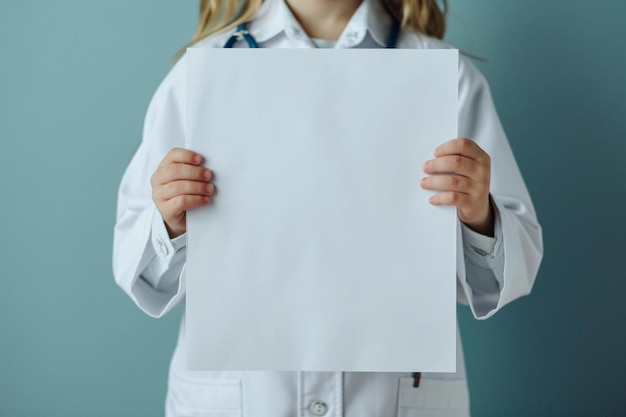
[151,148,215,238]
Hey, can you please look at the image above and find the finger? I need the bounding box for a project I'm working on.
[155,180,215,202]
[154,163,212,185]
[160,148,203,167]
[434,138,488,162]
[428,191,473,208]
[422,155,483,178]
[420,174,473,194]
[163,195,211,218]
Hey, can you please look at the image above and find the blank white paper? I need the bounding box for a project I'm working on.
[185,48,458,372]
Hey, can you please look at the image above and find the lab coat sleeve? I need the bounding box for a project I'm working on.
[141,209,187,291]
[456,55,543,319]
[458,206,505,316]
[113,57,188,318]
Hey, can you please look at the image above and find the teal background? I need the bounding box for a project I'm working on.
[1,0,624,416]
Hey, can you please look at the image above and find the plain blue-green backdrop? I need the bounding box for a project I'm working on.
[1,0,625,416]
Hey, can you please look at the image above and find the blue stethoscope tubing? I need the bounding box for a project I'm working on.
[223,22,260,48]
[223,19,401,48]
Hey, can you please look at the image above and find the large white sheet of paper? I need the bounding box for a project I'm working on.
[185,48,458,372]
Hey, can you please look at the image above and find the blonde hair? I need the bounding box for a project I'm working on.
[186,0,447,48]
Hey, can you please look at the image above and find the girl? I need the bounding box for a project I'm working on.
[113,0,543,415]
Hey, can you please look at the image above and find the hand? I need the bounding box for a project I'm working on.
[151,148,215,238]
[420,138,494,236]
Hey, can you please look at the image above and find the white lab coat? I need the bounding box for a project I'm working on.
[113,0,543,416]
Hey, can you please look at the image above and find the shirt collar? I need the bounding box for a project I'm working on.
[338,0,395,47]
[248,0,395,47]
[247,0,288,44]
[365,0,395,47]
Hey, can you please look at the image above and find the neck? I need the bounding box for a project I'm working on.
[286,0,362,40]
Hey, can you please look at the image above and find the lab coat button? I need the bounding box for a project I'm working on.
[309,400,328,416]
[157,239,169,256]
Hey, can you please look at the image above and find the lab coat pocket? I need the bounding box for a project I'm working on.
[167,375,242,417]
[397,377,469,417]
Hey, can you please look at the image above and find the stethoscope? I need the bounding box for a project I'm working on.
[223,19,401,49]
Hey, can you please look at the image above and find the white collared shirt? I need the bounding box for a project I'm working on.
[232,0,390,49]
[113,0,543,416]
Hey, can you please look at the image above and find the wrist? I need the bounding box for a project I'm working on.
[165,221,185,239]
[460,197,495,237]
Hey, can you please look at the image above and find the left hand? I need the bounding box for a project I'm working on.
[420,138,494,236]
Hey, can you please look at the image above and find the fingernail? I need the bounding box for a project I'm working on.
[204,169,212,179]
[208,183,215,193]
